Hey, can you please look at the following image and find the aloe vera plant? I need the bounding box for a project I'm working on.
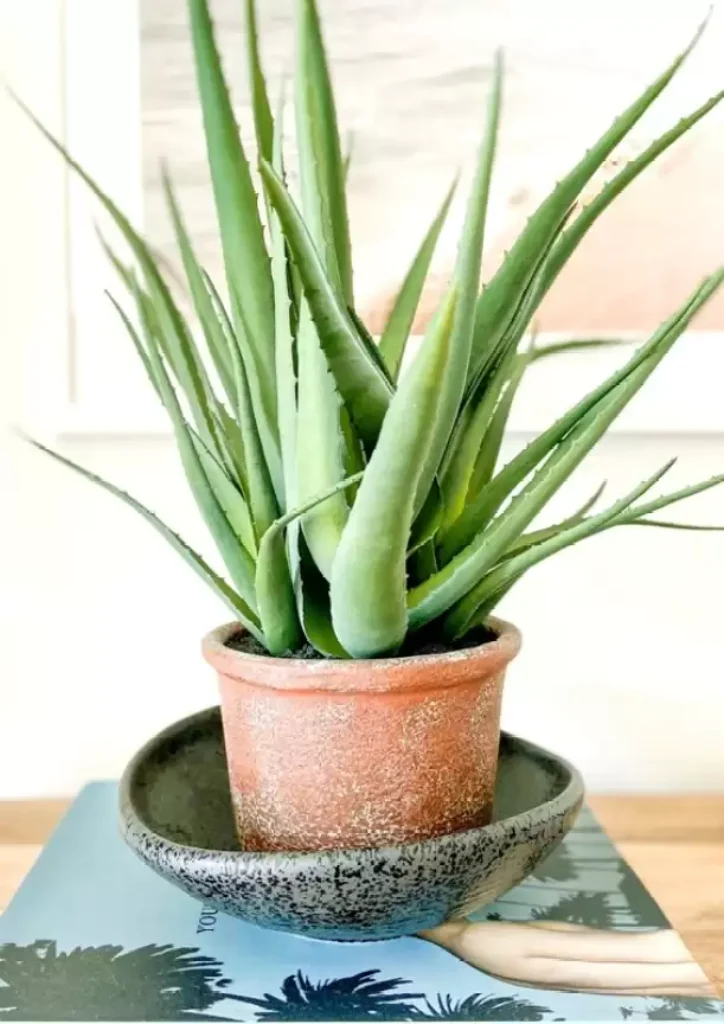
[23,1,724,658]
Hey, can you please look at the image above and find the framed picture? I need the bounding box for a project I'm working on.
[8,0,724,436]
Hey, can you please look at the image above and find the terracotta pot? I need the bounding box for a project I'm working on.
[202,617,521,853]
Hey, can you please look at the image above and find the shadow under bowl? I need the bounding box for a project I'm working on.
[119,706,584,941]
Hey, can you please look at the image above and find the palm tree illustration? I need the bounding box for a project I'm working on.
[617,998,720,1021]
[415,993,552,1020]
[530,845,577,884]
[530,891,616,928]
[234,969,425,1021]
[0,940,243,1021]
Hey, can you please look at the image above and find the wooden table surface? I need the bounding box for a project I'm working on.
[1,795,722,996]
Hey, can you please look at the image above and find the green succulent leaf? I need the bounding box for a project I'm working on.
[296,302,350,579]
[270,89,298,515]
[243,0,274,166]
[330,291,458,657]
[630,518,724,532]
[297,539,349,657]
[255,527,302,654]
[410,271,724,628]
[530,337,634,362]
[24,436,262,639]
[202,274,251,490]
[257,471,364,656]
[468,19,708,387]
[16,99,235,476]
[260,159,393,450]
[414,51,503,516]
[612,472,724,527]
[536,88,724,310]
[501,481,606,560]
[187,0,282,498]
[441,270,724,561]
[295,0,353,303]
[467,351,530,496]
[162,170,235,405]
[443,461,676,638]
[190,431,257,557]
[439,344,518,529]
[105,291,160,398]
[18,4,724,658]
[409,479,445,557]
[227,325,279,543]
[379,178,457,381]
[131,281,259,608]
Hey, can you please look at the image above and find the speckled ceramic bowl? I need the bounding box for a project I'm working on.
[119,706,584,941]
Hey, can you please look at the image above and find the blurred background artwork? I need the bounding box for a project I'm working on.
[2,0,724,799]
[140,0,724,333]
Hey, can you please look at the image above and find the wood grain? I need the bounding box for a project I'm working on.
[1,796,723,995]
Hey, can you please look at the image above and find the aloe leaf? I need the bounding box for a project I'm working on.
[612,473,724,526]
[15,99,239,472]
[441,271,724,560]
[124,266,246,496]
[105,292,160,398]
[414,52,503,515]
[24,435,262,638]
[409,479,444,557]
[467,351,530,496]
[112,279,247,512]
[408,540,439,587]
[200,273,250,486]
[295,0,352,303]
[468,20,708,386]
[501,481,606,560]
[162,170,235,404]
[409,271,724,628]
[439,344,518,529]
[379,178,457,380]
[296,303,350,579]
[269,90,297,517]
[630,518,724,532]
[187,0,281,497]
[190,431,257,557]
[530,337,634,362]
[257,471,363,655]
[438,235,557,520]
[297,539,349,657]
[260,159,393,449]
[227,324,279,542]
[243,0,274,166]
[330,291,457,657]
[132,282,259,607]
[256,417,363,657]
[267,470,365,532]
[536,89,724,307]
[347,306,393,380]
[443,462,675,638]
[255,527,302,654]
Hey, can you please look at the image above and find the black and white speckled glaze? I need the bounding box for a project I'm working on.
[119,707,584,941]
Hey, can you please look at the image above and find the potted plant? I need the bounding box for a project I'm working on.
[22,1,724,853]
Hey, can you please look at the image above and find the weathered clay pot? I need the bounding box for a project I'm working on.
[202,616,521,853]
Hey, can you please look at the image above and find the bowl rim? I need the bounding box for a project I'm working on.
[119,706,585,867]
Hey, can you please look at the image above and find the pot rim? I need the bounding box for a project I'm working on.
[202,615,521,692]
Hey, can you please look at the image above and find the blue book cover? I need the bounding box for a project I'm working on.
[0,783,721,1022]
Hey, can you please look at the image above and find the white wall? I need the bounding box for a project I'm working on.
[2,1,724,800]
